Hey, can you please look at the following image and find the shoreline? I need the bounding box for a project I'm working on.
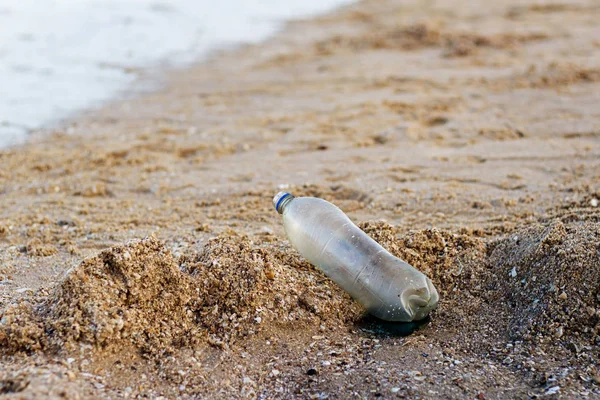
[0,0,356,149]
[1,0,600,398]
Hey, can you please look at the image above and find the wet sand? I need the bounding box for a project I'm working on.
[1,0,600,398]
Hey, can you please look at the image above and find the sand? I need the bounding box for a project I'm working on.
[1,0,600,398]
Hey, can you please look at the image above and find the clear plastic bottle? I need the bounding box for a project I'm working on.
[273,192,439,322]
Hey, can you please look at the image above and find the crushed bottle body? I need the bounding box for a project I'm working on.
[275,193,439,322]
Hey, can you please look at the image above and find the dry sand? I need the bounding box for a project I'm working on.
[1,0,600,398]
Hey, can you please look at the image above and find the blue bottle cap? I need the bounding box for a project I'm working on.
[273,192,294,214]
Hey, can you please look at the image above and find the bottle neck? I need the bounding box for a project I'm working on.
[278,195,294,214]
[273,192,295,214]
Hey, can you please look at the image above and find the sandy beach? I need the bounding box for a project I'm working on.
[1,0,600,398]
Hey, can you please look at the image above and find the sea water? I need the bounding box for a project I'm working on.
[0,0,353,147]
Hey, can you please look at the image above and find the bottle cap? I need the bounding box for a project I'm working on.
[273,192,294,214]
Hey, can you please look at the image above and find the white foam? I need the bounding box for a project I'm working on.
[0,0,353,148]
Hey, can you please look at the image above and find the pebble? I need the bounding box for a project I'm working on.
[555,326,563,338]
[590,198,598,207]
[545,386,560,395]
[558,292,568,300]
[307,368,318,376]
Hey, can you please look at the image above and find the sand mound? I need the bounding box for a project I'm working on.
[2,221,597,359]
[484,221,600,347]
[0,234,361,355]
[360,220,599,353]
[48,237,195,353]
[1,237,196,354]
[180,232,361,346]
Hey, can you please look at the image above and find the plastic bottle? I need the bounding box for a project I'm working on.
[273,192,439,322]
